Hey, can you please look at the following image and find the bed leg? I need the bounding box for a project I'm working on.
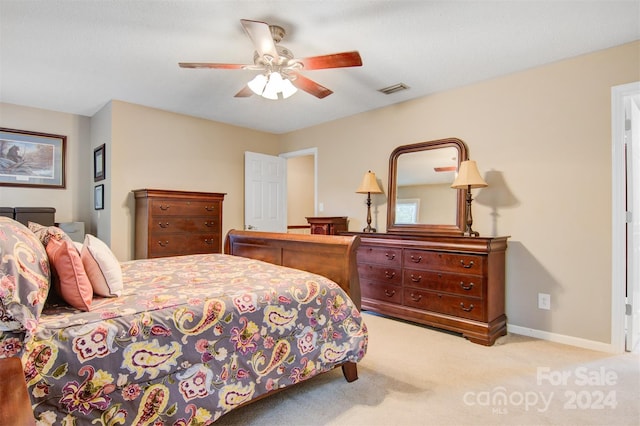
[341,362,358,382]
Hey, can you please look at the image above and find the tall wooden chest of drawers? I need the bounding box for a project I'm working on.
[133,189,225,259]
[350,233,508,345]
[306,217,348,235]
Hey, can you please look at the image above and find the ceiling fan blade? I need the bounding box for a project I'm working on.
[179,62,248,70]
[299,51,362,70]
[234,85,254,98]
[240,19,279,62]
[291,73,333,99]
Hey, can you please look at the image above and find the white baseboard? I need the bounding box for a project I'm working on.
[507,324,619,353]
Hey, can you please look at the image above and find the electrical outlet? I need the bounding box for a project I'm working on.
[319,202,324,212]
[538,293,551,310]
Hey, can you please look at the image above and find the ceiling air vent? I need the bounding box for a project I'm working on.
[378,83,410,95]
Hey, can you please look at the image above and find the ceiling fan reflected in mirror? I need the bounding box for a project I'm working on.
[179,19,363,100]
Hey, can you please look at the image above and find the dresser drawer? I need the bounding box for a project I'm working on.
[361,280,402,305]
[148,234,221,258]
[358,263,402,285]
[403,289,484,321]
[150,199,221,217]
[150,217,220,234]
[357,245,402,266]
[403,268,483,298]
[404,249,484,275]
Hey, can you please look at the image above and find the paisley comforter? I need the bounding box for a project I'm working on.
[16,254,368,424]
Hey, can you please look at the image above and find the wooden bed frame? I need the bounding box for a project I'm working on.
[225,229,362,383]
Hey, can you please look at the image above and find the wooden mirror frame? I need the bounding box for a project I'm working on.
[386,138,468,236]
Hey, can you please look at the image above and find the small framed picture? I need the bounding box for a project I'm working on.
[94,184,104,210]
[94,144,105,181]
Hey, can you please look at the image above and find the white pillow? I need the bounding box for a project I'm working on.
[81,234,123,297]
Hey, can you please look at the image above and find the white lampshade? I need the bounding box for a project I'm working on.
[356,171,383,194]
[451,160,488,189]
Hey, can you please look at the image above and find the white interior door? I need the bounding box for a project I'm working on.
[626,96,640,351]
[244,151,287,232]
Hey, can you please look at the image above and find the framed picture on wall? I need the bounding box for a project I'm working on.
[94,144,105,181]
[0,127,66,188]
[94,184,104,210]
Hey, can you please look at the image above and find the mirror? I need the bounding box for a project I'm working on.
[387,138,468,235]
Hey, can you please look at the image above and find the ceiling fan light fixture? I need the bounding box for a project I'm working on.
[249,71,298,100]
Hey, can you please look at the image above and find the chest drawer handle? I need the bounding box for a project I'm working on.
[410,293,423,302]
[204,221,216,227]
[410,274,422,283]
[460,260,475,269]
[460,282,474,291]
[384,289,396,297]
[410,255,422,263]
[460,302,474,312]
[204,239,215,245]
[384,271,396,279]
[158,222,169,228]
[205,206,216,211]
[385,253,396,260]
[159,204,170,211]
[157,240,169,247]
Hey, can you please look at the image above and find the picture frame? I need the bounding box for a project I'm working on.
[94,184,104,210]
[94,144,105,181]
[0,127,66,188]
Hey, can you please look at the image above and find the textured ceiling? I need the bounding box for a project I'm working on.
[1,1,638,134]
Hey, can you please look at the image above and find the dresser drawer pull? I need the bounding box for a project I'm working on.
[410,274,422,283]
[385,253,396,260]
[410,255,422,263]
[158,222,170,228]
[460,260,475,269]
[460,302,474,312]
[384,271,396,279]
[204,239,215,245]
[159,204,170,211]
[460,282,474,291]
[205,206,216,211]
[157,240,169,247]
[384,289,396,297]
[410,293,423,302]
[204,221,216,227]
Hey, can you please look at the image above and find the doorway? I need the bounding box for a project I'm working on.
[612,81,640,353]
[281,148,317,232]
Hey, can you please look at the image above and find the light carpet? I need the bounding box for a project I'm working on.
[216,312,640,425]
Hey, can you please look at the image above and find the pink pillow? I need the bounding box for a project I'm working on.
[45,237,92,311]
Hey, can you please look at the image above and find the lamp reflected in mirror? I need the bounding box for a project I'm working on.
[451,160,487,237]
[356,171,383,233]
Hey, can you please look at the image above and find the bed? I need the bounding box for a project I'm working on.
[0,217,367,424]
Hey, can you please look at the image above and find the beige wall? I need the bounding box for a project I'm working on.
[279,41,640,345]
[287,155,315,226]
[1,41,638,347]
[0,103,92,225]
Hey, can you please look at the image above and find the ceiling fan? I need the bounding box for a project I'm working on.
[179,19,363,100]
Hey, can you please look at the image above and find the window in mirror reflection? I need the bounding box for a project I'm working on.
[396,199,420,224]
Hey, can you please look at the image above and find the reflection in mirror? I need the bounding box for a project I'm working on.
[396,147,459,225]
[387,138,468,235]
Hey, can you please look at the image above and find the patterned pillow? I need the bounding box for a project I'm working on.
[0,217,50,332]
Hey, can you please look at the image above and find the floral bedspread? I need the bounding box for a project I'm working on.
[16,254,368,424]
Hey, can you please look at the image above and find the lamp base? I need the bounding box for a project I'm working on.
[362,226,377,233]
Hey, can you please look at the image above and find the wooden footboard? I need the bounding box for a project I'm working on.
[225,230,361,309]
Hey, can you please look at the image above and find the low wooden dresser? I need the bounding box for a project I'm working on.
[306,216,348,235]
[133,189,225,259]
[347,232,508,345]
